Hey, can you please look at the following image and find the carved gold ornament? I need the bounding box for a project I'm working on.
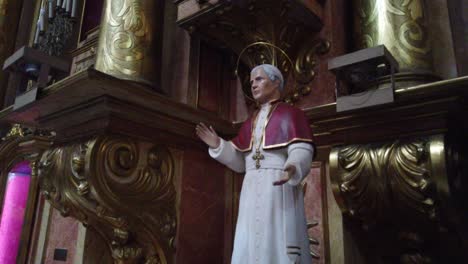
[99,0,146,76]
[330,137,441,223]
[38,136,176,264]
[354,0,432,71]
[2,124,25,140]
[95,0,159,86]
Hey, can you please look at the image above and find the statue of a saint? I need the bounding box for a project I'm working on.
[196,64,314,264]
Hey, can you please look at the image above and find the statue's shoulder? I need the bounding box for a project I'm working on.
[275,102,305,115]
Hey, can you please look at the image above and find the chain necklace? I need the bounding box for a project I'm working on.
[252,135,265,169]
[251,105,270,169]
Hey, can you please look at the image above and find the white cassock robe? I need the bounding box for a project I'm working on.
[209,103,314,264]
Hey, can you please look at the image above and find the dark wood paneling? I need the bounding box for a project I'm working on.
[0,0,26,109]
[198,41,223,113]
[79,0,104,42]
[187,36,200,107]
[447,0,468,76]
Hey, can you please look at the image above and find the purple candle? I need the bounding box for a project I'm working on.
[0,161,31,264]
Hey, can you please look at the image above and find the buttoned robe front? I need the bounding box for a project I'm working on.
[209,104,314,264]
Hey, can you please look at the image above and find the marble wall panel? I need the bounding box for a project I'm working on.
[229,74,248,123]
[297,0,349,109]
[198,43,223,113]
[82,226,113,264]
[43,208,79,264]
[162,1,191,102]
[304,162,327,264]
[176,148,227,264]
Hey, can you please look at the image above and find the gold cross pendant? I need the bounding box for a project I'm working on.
[252,149,264,169]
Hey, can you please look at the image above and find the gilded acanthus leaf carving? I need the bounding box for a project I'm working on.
[387,141,435,217]
[295,38,331,85]
[37,135,177,264]
[331,138,435,222]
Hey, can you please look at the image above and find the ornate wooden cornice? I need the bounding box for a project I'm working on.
[1,68,236,144]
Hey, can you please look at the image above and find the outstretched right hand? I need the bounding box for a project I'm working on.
[195,122,221,149]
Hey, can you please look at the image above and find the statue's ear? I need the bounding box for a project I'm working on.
[273,79,281,90]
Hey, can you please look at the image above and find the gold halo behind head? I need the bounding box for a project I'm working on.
[234,42,297,101]
[235,42,294,76]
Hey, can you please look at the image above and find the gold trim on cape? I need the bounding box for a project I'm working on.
[262,137,314,150]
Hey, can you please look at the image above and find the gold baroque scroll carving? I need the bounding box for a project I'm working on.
[329,137,443,225]
[329,135,462,263]
[38,135,176,264]
[354,0,432,71]
[95,0,158,85]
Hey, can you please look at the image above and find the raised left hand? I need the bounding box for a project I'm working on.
[273,164,296,186]
[195,122,221,149]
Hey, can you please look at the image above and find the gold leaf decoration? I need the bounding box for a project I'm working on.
[330,138,435,223]
[37,135,176,263]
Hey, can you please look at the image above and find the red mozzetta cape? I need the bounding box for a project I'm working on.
[231,102,314,152]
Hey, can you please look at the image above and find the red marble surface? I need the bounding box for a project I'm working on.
[169,29,191,103]
[198,43,223,113]
[229,76,249,122]
[297,0,348,109]
[44,208,79,264]
[303,163,326,264]
[176,148,227,264]
[27,195,46,263]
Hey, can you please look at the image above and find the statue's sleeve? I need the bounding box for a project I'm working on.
[208,138,246,173]
[284,142,314,186]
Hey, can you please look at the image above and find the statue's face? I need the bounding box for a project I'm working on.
[250,67,280,104]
